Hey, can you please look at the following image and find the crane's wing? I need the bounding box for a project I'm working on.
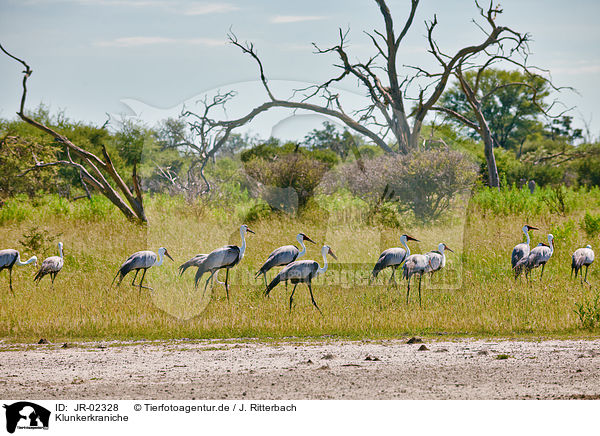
[179,254,208,276]
[256,245,299,277]
[0,249,18,269]
[34,256,63,282]
[372,247,407,277]
[511,243,529,268]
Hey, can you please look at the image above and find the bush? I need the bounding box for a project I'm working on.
[244,153,331,211]
[323,149,477,222]
[575,293,600,330]
[581,211,600,237]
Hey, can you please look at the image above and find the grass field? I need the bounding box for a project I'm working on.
[0,189,599,342]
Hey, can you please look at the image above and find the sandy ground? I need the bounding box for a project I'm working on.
[0,338,599,400]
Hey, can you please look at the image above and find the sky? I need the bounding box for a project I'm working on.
[1,0,599,141]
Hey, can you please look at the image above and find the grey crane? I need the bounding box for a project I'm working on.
[514,234,554,280]
[371,234,419,285]
[255,233,315,290]
[426,243,454,278]
[265,245,337,314]
[402,252,430,306]
[511,225,538,268]
[112,247,174,292]
[33,242,64,285]
[572,245,594,285]
[186,224,255,299]
[0,249,37,294]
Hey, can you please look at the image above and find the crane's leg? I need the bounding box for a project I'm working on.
[584,265,590,286]
[307,281,322,315]
[263,272,268,291]
[9,268,14,295]
[289,284,298,312]
[130,269,140,287]
[138,269,153,293]
[406,276,411,304]
[418,273,423,308]
[540,264,545,281]
[203,271,216,296]
[389,267,397,287]
[51,272,56,286]
[224,268,230,300]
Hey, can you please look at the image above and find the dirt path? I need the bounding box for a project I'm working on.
[0,338,599,399]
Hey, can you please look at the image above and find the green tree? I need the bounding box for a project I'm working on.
[440,69,551,150]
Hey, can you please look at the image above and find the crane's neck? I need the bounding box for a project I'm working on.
[154,250,165,267]
[239,227,247,259]
[317,250,328,276]
[548,237,554,254]
[523,227,530,247]
[58,244,63,259]
[438,244,446,268]
[16,253,36,266]
[401,237,410,258]
[297,235,306,259]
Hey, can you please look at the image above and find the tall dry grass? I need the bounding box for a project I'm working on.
[0,192,598,341]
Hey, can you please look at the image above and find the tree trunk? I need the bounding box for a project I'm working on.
[480,124,500,189]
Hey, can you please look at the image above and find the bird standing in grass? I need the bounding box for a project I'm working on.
[572,245,594,285]
[265,245,337,314]
[34,242,64,285]
[371,234,419,286]
[514,234,554,280]
[112,247,173,293]
[511,225,538,268]
[0,249,37,294]
[402,252,430,306]
[255,233,315,291]
[426,243,454,278]
[185,224,255,299]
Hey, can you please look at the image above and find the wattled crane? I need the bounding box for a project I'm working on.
[572,245,594,285]
[112,247,173,293]
[265,245,337,314]
[426,243,454,278]
[511,225,538,268]
[33,242,64,285]
[372,234,419,285]
[402,252,429,306]
[255,233,315,291]
[184,224,255,299]
[514,234,554,280]
[0,249,37,293]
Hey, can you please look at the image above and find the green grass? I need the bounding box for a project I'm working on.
[0,190,599,342]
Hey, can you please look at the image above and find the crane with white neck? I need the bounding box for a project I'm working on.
[371,234,419,285]
[265,245,337,313]
[184,224,255,299]
[112,247,174,293]
[514,234,554,280]
[0,249,37,293]
[571,244,594,285]
[426,243,454,277]
[34,242,64,286]
[255,232,316,291]
[511,225,538,268]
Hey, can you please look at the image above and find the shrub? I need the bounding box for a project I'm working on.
[244,153,331,211]
[323,149,477,222]
[575,293,600,330]
[581,211,600,237]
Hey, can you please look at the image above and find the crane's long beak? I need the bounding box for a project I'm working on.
[445,245,455,253]
[304,235,316,244]
[406,235,420,242]
[165,251,174,261]
[527,225,539,231]
[328,248,338,260]
[246,228,255,234]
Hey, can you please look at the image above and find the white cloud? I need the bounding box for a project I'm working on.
[183,2,239,15]
[95,36,225,47]
[270,15,326,24]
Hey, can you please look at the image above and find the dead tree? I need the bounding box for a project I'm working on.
[1,44,146,223]
[185,0,530,154]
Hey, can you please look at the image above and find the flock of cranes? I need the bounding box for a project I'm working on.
[0,224,595,311]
